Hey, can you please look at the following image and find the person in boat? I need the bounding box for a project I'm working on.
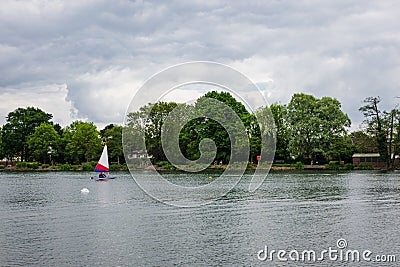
[99,172,106,178]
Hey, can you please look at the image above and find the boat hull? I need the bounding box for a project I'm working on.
[90,176,116,181]
[92,176,116,181]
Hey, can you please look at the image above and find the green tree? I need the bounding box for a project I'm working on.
[100,124,115,137]
[325,135,354,163]
[359,96,389,167]
[0,126,3,160]
[382,109,400,169]
[2,107,52,161]
[63,121,102,164]
[27,122,61,164]
[126,92,255,165]
[103,125,124,164]
[247,112,262,163]
[391,110,400,165]
[145,102,178,163]
[159,103,194,164]
[351,131,378,153]
[53,123,63,136]
[287,94,317,162]
[270,103,290,162]
[124,110,147,158]
[287,93,351,163]
[317,96,352,162]
[180,91,253,164]
[253,106,276,164]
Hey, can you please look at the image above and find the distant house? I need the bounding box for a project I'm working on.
[0,159,16,167]
[352,153,386,168]
[127,150,151,169]
[127,150,150,160]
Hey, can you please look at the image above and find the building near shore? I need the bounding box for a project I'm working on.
[351,153,398,168]
[0,159,15,167]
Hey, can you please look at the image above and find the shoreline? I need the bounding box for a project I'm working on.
[0,164,391,172]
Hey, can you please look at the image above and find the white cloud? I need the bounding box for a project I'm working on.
[0,0,400,130]
[0,83,75,126]
[66,66,142,124]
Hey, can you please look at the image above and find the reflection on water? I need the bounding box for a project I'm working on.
[0,171,399,266]
[257,172,350,202]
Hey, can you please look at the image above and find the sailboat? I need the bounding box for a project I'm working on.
[91,144,115,181]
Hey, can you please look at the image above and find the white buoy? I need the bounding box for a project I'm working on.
[80,188,90,194]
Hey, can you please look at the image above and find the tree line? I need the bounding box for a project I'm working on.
[122,91,354,166]
[0,92,399,168]
[0,107,124,166]
[357,96,400,169]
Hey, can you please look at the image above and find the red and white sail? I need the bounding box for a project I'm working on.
[94,145,109,172]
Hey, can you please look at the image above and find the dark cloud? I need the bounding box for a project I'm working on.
[0,0,399,129]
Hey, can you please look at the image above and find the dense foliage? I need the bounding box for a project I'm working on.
[179,91,257,164]
[27,123,60,164]
[125,92,264,165]
[2,107,52,161]
[359,96,400,169]
[5,92,394,168]
[0,107,124,166]
[286,93,352,164]
[63,121,102,164]
[125,91,353,165]
[0,126,3,160]
[102,125,124,164]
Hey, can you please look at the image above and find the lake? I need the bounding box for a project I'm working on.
[0,171,399,266]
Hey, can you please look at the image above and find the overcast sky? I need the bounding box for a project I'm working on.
[1,0,399,130]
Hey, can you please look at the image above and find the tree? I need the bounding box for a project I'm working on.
[270,103,290,162]
[100,124,115,137]
[103,125,124,164]
[27,123,61,164]
[53,123,63,136]
[392,110,400,165]
[359,96,389,167]
[179,91,253,164]
[247,112,262,163]
[145,102,178,163]
[287,93,351,163]
[382,109,400,169]
[252,106,276,164]
[1,107,52,161]
[351,131,378,153]
[316,96,352,162]
[287,94,318,162]
[63,121,102,164]
[124,110,147,159]
[0,126,3,160]
[325,135,354,163]
[126,92,255,165]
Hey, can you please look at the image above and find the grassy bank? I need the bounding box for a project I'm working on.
[0,162,128,172]
[0,161,377,172]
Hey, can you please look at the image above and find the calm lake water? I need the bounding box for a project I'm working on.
[0,171,399,266]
